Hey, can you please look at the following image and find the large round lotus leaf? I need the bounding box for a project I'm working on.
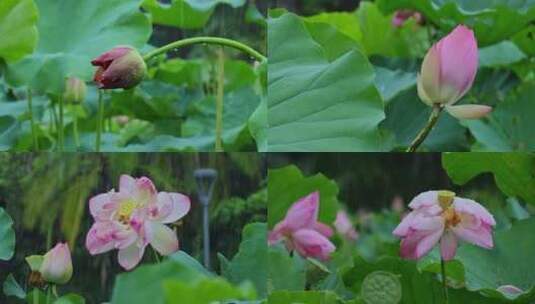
[0,0,38,63]
[267,13,388,152]
[4,0,152,95]
[463,83,535,152]
[142,0,246,29]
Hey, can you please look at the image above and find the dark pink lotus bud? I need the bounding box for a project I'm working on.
[91,46,146,89]
[392,10,423,28]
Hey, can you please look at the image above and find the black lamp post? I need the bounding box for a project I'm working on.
[194,168,217,269]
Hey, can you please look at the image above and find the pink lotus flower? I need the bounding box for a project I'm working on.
[393,190,495,261]
[86,175,190,270]
[268,192,335,261]
[418,25,491,120]
[40,243,73,285]
[392,10,423,28]
[334,210,358,241]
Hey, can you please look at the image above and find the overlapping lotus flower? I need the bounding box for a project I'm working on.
[86,175,190,270]
[393,190,495,260]
[268,191,335,261]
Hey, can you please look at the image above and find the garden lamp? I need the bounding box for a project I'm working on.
[194,168,217,269]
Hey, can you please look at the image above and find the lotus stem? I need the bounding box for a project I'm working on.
[58,96,64,152]
[441,257,449,304]
[407,104,442,152]
[215,47,225,152]
[142,37,266,63]
[27,89,39,151]
[96,90,104,152]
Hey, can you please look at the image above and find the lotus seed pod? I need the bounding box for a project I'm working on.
[361,271,402,304]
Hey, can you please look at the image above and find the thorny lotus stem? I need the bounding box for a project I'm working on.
[27,89,39,151]
[407,104,443,152]
[215,48,225,152]
[58,96,64,152]
[142,37,267,63]
[441,257,449,304]
[95,90,104,152]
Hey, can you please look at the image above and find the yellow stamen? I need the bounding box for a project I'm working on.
[117,200,138,225]
[438,190,455,209]
[443,207,461,228]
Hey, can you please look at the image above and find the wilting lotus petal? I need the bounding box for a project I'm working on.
[446,105,492,119]
[393,190,495,261]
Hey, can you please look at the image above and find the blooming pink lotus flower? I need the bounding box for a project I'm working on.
[334,210,358,241]
[393,190,495,261]
[91,46,146,89]
[418,25,492,120]
[392,10,423,28]
[86,175,190,270]
[40,243,73,284]
[268,192,335,261]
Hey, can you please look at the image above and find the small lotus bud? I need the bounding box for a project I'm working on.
[418,25,478,106]
[114,115,130,126]
[63,77,87,104]
[40,243,73,285]
[91,46,146,89]
[392,10,423,28]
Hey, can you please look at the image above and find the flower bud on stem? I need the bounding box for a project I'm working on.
[407,104,442,152]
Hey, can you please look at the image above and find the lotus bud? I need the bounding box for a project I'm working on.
[63,77,87,104]
[91,46,146,89]
[392,10,423,28]
[417,25,492,119]
[39,243,73,285]
[418,25,478,106]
